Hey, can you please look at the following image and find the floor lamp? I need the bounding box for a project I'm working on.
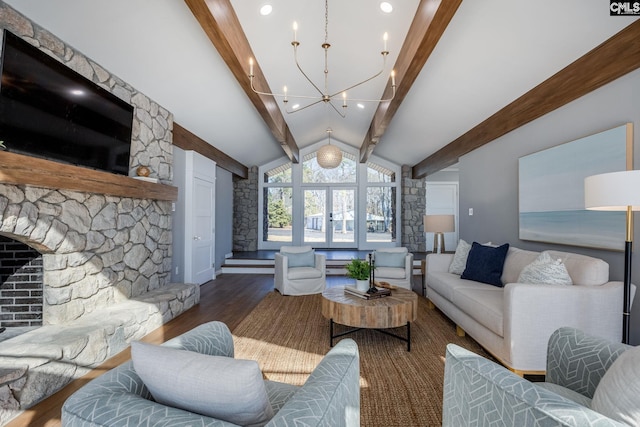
[424,214,455,254]
[585,170,640,344]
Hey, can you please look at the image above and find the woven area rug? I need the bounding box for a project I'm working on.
[231,290,491,427]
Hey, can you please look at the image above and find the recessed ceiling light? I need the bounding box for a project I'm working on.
[260,4,273,16]
[380,2,393,13]
[292,104,300,110]
[357,103,365,109]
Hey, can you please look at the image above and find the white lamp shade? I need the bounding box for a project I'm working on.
[585,170,640,211]
[317,144,342,169]
[423,214,455,233]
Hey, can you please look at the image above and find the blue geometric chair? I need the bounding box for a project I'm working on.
[443,326,636,426]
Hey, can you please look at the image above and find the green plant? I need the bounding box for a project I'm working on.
[344,258,371,280]
[268,198,291,228]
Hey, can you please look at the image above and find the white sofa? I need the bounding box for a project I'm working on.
[426,245,631,375]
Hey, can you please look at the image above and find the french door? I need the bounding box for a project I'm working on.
[303,187,356,248]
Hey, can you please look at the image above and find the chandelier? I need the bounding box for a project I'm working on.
[248,0,396,118]
[317,128,342,169]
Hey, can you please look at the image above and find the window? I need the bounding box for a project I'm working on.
[302,151,356,183]
[258,145,400,249]
[366,162,396,243]
[367,163,396,183]
[265,164,291,183]
[263,164,292,242]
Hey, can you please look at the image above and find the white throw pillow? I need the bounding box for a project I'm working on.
[448,239,471,275]
[516,252,573,285]
[131,341,274,426]
[591,345,640,425]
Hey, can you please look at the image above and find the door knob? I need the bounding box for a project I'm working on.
[193,236,201,240]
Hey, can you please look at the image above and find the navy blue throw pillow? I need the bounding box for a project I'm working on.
[461,242,510,287]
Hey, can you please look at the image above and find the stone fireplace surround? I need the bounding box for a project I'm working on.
[0,3,199,423]
[0,183,199,420]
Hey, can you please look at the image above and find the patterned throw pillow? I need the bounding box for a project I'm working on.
[517,252,573,285]
[448,239,471,275]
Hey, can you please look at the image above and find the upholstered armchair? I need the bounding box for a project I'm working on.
[373,247,414,290]
[274,245,326,295]
[62,321,361,426]
[443,327,639,426]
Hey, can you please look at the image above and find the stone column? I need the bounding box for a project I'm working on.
[233,166,259,252]
[401,165,426,252]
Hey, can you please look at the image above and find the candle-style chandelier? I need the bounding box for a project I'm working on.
[248,0,396,118]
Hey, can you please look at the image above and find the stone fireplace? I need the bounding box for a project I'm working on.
[0,4,200,423]
[0,182,199,422]
[0,184,179,325]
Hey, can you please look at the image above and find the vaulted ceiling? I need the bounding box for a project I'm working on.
[5,0,639,178]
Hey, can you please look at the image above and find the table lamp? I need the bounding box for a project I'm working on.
[423,214,455,254]
[585,170,640,344]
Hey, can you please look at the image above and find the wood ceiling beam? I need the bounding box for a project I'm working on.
[184,0,299,163]
[412,20,640,179]
[359,0,463,163]
[173,123,248,179]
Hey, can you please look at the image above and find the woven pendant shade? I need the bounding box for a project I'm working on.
[317,144,342,169]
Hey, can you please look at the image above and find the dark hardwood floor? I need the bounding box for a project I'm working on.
[7,273,422,427]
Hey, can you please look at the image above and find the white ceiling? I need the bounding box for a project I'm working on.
[229,0,419,152]
[4,0,638,170]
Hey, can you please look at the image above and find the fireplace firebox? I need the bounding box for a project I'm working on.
[0,235,43,330]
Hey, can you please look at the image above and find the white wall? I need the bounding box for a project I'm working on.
[458,68,640,344]
[426,168,459,183]
[215,166,234,273]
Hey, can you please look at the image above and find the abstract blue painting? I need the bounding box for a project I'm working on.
[519,124,631,251]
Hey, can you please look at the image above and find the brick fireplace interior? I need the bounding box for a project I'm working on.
[0,235,43,334]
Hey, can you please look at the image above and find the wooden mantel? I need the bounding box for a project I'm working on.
[0,151,178,201]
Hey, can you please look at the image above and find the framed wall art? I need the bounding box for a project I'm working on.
[518,123,632,251]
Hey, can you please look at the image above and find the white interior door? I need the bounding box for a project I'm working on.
[425,182,459,252]
[191,174,215,284]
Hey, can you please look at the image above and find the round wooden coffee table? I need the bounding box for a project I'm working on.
[321,286,418,351]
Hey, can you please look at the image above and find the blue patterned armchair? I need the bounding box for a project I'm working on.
[443,327,635,426]
[62,321,360,426]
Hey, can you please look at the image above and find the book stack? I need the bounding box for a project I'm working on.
[344,286,391,300]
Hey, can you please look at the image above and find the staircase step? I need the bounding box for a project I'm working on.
[221,264,274,274]
[221,260,422,276]
[223,259,274,266]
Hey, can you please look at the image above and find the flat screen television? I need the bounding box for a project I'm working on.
[0,30,133,176]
